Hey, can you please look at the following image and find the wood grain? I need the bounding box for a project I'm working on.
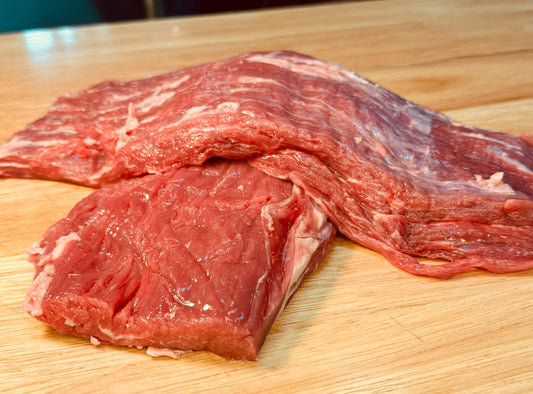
[1,0,533,392]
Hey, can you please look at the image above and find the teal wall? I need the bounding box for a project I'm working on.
[0,0,102,33]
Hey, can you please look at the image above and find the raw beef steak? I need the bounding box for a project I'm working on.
[2,50,532,278]
[23,160,335,360]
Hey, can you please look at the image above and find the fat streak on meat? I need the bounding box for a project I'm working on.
[23,160,335,360]
[1,50,532,279]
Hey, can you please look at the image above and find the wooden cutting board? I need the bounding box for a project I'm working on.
[1,0,532,392]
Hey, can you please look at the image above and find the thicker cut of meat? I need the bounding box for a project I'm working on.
[23,160,335,361]
[1,50,532,279]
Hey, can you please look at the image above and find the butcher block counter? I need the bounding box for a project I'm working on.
[1,0,533,392]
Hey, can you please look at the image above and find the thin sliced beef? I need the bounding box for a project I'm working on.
[23,160,335,361]
[2,50,532,278]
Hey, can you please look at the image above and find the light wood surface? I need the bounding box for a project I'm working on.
[1,0,533,392]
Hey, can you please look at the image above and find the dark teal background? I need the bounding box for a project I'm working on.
[0,0,102,33]
[0,0,339,34]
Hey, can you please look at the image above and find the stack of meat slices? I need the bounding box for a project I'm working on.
[1,51,532,360]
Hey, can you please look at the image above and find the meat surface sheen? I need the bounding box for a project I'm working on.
[2,50,532,278]
[23,160,335,360]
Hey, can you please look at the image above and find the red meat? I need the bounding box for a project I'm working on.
[23,160,335,360]
[2,51,532,278]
